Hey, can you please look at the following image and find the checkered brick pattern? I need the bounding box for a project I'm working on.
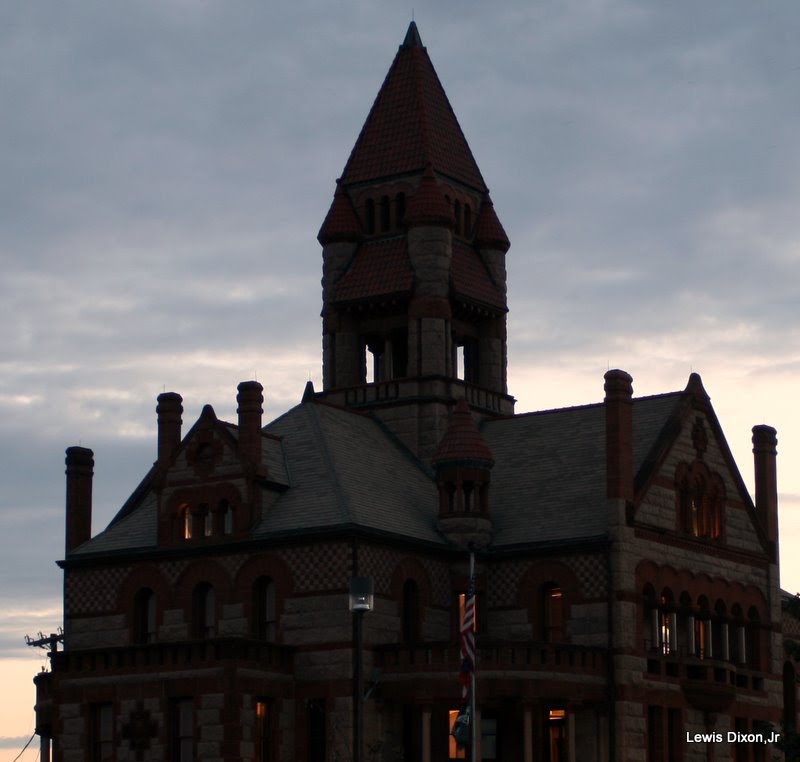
[160,560,190,586]
[66,566,131,615]
[420,557,451,607]
[279,543,350,592]
[217,554,246,579]
[359,545,400,595]
[487,561,527,607]
[572,554,607,599]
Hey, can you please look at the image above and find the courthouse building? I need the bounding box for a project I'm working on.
[34,21,790,762]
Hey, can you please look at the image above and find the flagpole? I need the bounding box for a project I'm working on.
[469,549,477,762]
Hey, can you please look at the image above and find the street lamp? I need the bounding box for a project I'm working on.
[349,576,373,762]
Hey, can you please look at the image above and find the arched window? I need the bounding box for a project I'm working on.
[542,583,564,643]
[395,192,406,229]
[462,481,474,512]
[464,203,471,236]
[677,462,724,539]
[380,195,391,232]
[192,583,216,640]
[696,596,711,658]
[201,504,212,537]
[730,604,746,664]
[659,589,676,654]
[253,577,277,641]
[220,500,234,536]
[365,198,375,234]
[713,600,728,660]
[402,579,420,643]
[134,587,156,644]
[181,503,194,540]
[679,592,693,656]
[454,200,461,235]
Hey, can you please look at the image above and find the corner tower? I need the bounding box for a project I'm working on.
[318,22,514,459]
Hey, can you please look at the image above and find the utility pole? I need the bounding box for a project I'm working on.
[26,628,63,762]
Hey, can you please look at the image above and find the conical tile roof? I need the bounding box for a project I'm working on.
[432,397,495,466]
[339,22,487,192]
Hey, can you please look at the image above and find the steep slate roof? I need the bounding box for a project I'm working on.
[339,22,487,191]
[334,238,414,303]
[482,392,684,548]
[69,384,699,557]
[259,401,441,542]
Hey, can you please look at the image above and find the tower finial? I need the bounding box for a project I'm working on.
[402,20,423,49]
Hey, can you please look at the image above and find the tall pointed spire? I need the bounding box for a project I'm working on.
[318,23,515,460]
[339,23,486,191]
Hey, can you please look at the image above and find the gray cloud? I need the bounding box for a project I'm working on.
[1,0,800,738]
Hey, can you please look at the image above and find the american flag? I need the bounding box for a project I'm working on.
[459,573,476,700]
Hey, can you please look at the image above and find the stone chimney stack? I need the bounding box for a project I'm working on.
[604,369,634,503]
[752,424,778,560]
[156,392,183,467]
[65,446,93,553]
[237,381,263,467]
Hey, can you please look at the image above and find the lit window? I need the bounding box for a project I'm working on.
[543,584,564,643]
[256,700,271,762]
[181,504,192,540]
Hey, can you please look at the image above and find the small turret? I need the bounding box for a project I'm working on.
[433,398,494,548]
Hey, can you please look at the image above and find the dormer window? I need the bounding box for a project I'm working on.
[676,461,724,540]
[365,198,375,234]
[395,192,406,228]
[380,195,391,231]
[181,504,194,540]
[221,501,234,535]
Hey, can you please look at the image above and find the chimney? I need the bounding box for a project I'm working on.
[237,381,263,466]
[604,369,634,503]
[65,446,93,553]
[752,425,778,558]
[156,392,183,467]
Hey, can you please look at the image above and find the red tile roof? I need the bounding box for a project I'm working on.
[405,164,454,227]
[474,195,510,252]
[334,238,414,304]
[432,397,494,465]
[451,240,506,312]
[318,184,361,244]
[339,22,487,192]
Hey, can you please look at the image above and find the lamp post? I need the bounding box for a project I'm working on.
[349,576,373,762]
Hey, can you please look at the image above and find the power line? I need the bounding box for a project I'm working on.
[11,732,35,762]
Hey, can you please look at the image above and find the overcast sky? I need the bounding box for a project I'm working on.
[2,1,800,755]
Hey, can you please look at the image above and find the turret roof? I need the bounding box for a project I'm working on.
[339,22,487,191]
